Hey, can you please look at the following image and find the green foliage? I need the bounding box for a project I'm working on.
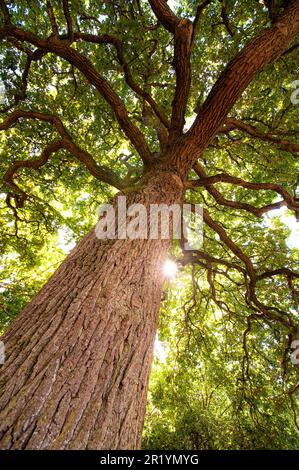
[144,267,299,449]
[0,0,298,449]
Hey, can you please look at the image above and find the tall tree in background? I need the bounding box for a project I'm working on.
[0,0,298,449]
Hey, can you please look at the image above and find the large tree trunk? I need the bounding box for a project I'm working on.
[0,170,184,449]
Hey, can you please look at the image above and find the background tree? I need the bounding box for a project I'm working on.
[0,0,298,450]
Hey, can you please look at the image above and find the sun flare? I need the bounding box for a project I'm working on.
[163,259,178,279]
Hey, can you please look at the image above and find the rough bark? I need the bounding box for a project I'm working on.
[0,170,184,450]
[1,0,299,452]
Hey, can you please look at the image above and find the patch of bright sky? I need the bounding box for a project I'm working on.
[184,114,197,132]
[57,228,76,253]
[167,0,179,11]
[265,207,298,249]
[284,217,298,249]
[154,336,168,363]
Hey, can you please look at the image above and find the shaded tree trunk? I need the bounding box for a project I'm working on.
[0,170,184,449]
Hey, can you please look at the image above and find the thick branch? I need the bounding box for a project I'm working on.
[149,0,193,141]
[148,0,179,33]
[170,19,193,140]
[62,0,73,40]
[175,0,299,171]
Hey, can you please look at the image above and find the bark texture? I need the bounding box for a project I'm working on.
[0,171,184,449]
[1,0,299,452]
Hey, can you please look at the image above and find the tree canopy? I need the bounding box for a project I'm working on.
[0,0,298,449]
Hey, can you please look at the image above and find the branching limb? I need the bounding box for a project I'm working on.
[0,25,153,165]
[1,109,126,192]
[0,48,45,113]
[149,0,193,141]
[218,118,299,154]
[263,0,287,24]
[202,207,295,326]
[180,248,246,275]
[175,0,299,172]
[3,140,64,207]
[184,202,295,329]
[148,0,179,33]
[73,32,169,129]
[186,163,299,218]
[188,163,294,218]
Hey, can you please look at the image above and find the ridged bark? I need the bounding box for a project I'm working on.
[0,171,184,449]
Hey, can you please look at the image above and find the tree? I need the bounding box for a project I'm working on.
[143,272,299,450]
[0,0,298,450]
